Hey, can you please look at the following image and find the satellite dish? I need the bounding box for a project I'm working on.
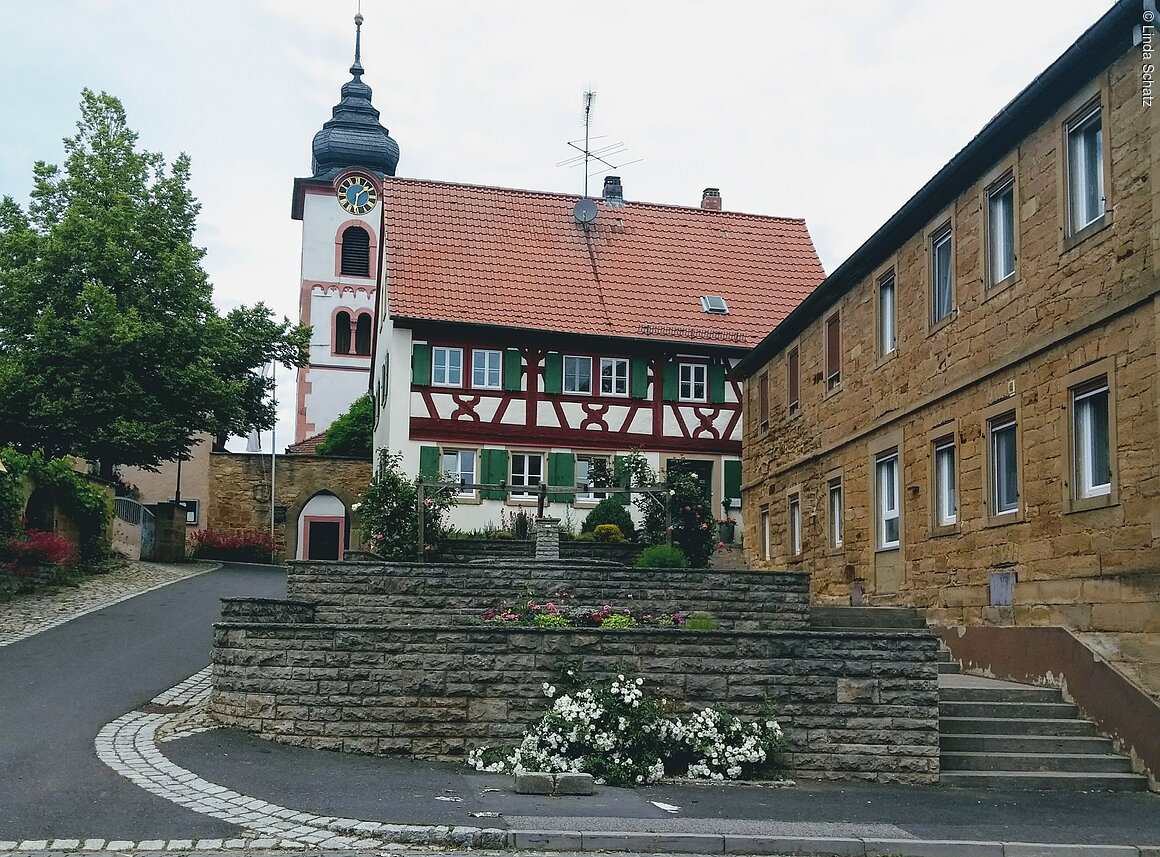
[573,198,598,225]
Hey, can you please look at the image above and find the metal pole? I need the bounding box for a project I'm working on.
[174,454,182,505]
[416,478,426,563]
[270,360,277,543]
[665,480,673,547]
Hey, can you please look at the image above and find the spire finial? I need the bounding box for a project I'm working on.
[351,7,365,78]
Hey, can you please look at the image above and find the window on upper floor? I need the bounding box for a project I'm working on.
[472,349,502,389]
[679,363,707,402]
[758,372,769,433]
[1067,103,1104,234]
[432,346,463,386]
[824,312,841,392]
[600,358,629,396]
[987,176,1016,287]
[335,311,352,354]
[354,313,372,356]
[878,272,896,358]
[787,346,800,416]
[340,225,370,277]
[930,224,953,326]
[564,355,592,394]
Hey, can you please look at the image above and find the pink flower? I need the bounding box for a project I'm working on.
[700,523,708,530]
[716,541,725,549]
[424,498,433,506]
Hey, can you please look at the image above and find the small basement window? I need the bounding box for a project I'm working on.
[700,295,729,314]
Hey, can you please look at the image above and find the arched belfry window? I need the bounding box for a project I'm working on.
[335,311,352,354]
[354,313,372,356]
[340,226,371,277]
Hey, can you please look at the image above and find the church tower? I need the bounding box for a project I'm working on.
[290,13,399,443]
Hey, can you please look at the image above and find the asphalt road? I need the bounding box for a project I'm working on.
[0,564,285,840]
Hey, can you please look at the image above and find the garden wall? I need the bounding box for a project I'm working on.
[285,562,811,630]
[436,539,644,565]
[210,608,939,783]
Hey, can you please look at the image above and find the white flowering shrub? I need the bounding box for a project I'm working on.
[467,673,787,787]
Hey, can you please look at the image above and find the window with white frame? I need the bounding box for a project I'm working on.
[878,272,896,357]
[989,415,1019,515]
[563,356,592,394]
[933,437,958,527]
[931,226,953,325]
[1072,381,1111,499]
[472,349,502,389]
[827,478,843,548]
[824,313,841,391]
[511,452,543,498]
[600,358,629,396]
[442,448,477,497]
[787,492,802,556]
[987,176,1016,286]
[679,363,707,401]
[1067,104,1104,233]
[575,454,610,502]
[432,346,463,386]
[760,509,770,560]
[876,451,900,549]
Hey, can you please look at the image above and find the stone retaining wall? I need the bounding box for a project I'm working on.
[437,539,644,565]
[285,562,811,630]
[210,610,939,783]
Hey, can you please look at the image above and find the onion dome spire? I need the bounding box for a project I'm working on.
[310,12,400,180]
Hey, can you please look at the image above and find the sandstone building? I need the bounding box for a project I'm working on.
[735,1,1158,628]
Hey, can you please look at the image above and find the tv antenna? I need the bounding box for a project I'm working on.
[557,90,642,198]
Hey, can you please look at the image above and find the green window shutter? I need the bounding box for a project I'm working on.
[612,454,630,505]
[411,343,431,386]
[481,448,509,500]
[630,359,649,399]
[724,459,742,504]
[662,362,678,402]
[544,353,563,394]
[419,445,440,480]
[709,364,727,404]
[547,452,575,502]
[503,349,522,391]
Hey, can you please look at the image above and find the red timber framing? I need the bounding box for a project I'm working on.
[408,337,743,456]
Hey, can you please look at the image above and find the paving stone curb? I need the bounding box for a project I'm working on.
[58,670,1160,857]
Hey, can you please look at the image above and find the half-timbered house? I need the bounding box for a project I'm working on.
[371,176,825,529]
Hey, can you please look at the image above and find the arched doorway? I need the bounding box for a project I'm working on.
[297,492,347,560]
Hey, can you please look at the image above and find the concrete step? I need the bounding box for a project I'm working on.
[940,700,1077,719]
[940,770,1148,791]
[940,716,1098,736]
[810,606,927,630]
[940,685,1061,703]
[941,750,1134,773]
[937,661,960,674]
[940,733,1115,754]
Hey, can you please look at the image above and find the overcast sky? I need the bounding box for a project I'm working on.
[0,0,1110,450]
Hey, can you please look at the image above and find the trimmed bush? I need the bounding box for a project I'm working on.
[189,529,275,564]
[636,544,689,569]
[593,523,626,543]
[581,498,635,539]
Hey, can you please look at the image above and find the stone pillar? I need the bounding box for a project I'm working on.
[534,517,560,561]
[151,502,187,563]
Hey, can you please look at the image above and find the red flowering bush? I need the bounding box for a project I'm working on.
[188,529,275,564]
[5,530,78,576]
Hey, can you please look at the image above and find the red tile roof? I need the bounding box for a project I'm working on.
[285,431,326,455]
[383,178,825,347]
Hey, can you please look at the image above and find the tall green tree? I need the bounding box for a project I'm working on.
[0,90,309,475]
[316,393,373,458]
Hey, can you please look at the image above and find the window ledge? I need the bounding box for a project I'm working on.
[875,350,898,369]
[927,310,957,337]
[930,522,960,538]
[874,545,900,554]
[984,509,1024,528]
[823,382,843,400]
[983,273,1018,302]
[1064,493,1117,515]
[1062,210,1114,254]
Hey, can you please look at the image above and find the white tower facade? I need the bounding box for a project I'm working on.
[290,12,399,444]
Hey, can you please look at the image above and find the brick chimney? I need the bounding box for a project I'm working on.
[701,187,722,211]
[603,175,625,207]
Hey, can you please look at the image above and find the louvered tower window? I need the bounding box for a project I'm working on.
[340,226,371,276]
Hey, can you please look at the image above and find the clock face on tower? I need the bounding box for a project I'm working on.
[336,174,378,215]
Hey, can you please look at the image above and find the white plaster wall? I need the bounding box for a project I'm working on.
[300,192,379,284]
[305,367,368,437]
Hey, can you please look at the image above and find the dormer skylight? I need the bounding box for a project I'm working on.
[700,295,729,314]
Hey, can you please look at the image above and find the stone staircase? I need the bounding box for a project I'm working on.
[809,606,1148,791]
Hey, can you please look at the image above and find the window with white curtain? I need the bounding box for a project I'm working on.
[989,415,1019,515]
[933,438,957,527]
[1073,383,1111,499]
[788,493,802,556]
[878,273,896,357]
[1067,105,1104,233]
[876,452,900,549]
[987,178,1016,286]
